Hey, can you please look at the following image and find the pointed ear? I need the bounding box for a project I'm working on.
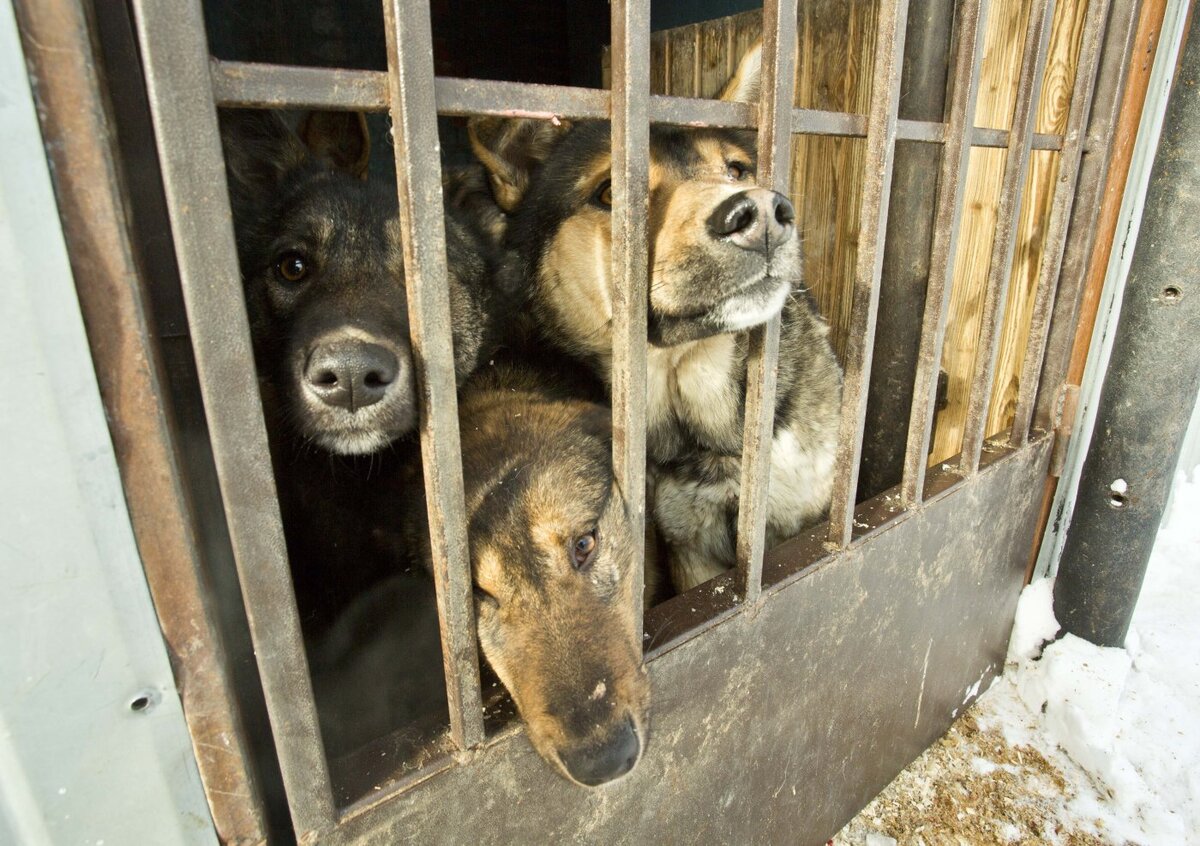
[299,111,371,180]
[219,110,309,205]
[468,116,570,212]
[718,40,763,103]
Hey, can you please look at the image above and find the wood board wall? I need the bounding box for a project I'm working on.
[602,0,1090,471]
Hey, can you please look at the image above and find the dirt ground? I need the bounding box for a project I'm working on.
[832,706,1117,846]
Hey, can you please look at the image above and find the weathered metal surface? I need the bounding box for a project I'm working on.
[382,0,485,752]
[858,0,958,503]
[1009,0,1115,445]
[735,0,798,601]
[11,0,267,841]
[827,0,910,547]
[127,0,336,836]
[321,441,1049,846]
[958,0,1056,473]
[1054,26,1200,647]
[902,0,992,505]
[1033,0,1143,431]
[609,0,651,636]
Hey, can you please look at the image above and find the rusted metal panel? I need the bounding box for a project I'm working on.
[1010,0,1115,445]
[902,0,992,505]
[127,0,336,836]
[323,441,1049,846]
[958,0,1057,473]
[382,0,486,752]
[609,0,651,639]
[11,0,267,841]
[735,0,799,602]
[827,0,911,547]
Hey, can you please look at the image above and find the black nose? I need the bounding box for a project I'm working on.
[304,340,400,412]
[706,188,796,254]
[559,719,641,787]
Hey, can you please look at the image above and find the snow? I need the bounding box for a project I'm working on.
[978,466,1200,844]
[837,467,1200,844]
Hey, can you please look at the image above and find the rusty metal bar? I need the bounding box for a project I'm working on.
[12,0,267,840]
[1009,0,1114,445]
[382,0,486,751]
[128,0,336,837]
[734,0,798,601]
[209,59,1069,149]
[827,0,910,548]
[609,0,650,641]
[959,0,1056,474]
[1034,0,1143,432]
[901,0,991,505]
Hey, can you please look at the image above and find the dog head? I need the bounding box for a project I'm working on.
[460,370,649,786]
[469,44,798,361]
[222,111,495,454]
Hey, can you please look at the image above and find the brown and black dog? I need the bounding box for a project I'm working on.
[470,45,843,593]
[399,352,650,786]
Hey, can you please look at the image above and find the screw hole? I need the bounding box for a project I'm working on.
[128,689,159,713]
[1108,491,1128,510]
[130,696,150,712]
[1162,285,1182,302]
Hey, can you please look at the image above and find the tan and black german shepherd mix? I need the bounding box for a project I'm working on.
[471,46,843,592]
[399,351,650,786]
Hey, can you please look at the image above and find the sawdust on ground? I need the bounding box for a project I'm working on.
[833,706,1118,846]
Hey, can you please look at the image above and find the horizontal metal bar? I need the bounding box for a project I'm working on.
[736,0,798,603]
[959,0,1057,474]
[130,0,337,837]
[383,0,486,753]
[1009,0,1113,445]
[902,0,991,505]
[828,0,910,548]
[212,59,389,111]
[210,59,1067,152]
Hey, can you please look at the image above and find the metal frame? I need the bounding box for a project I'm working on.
[36,0,1135,841]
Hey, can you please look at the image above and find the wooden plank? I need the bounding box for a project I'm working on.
[667,23,698,97]
[697,16,729,98]
[986,0,1090,438]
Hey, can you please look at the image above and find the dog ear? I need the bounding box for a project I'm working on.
[718,40,763,103]
[468,117,570,212]
[219,110,308,204]
[299,111,372,180]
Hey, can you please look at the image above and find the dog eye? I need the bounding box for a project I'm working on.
[726,161,750,181]
[276,251,308,283]
[571,528,599,570]
[593,180,613,208]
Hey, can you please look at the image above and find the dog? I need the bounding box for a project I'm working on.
[469,45,843,593]
[221,109,507,633]
[398,350,650,786]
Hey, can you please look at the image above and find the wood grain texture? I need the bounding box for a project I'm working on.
[932,0,1089,462]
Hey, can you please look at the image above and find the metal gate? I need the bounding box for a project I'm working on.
[13,0,1143,842]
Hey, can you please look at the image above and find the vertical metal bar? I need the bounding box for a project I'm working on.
[382,0,485,750]
[827,0,910,548]
[609,0,649,637]
[127,0,336,837]
[734,0,798,601]
[1009,0,1113,445]
[958,0,1056,473]
[901,0,991,505]
[12,0,268,839]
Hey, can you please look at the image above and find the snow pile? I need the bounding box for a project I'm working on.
[977,468,1200,844]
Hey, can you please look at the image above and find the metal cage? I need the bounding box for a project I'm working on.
[12,0,1143,841]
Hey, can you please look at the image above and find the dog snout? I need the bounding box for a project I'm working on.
[558,718,641,787]
[706,188,796,254]
[305,340,401,412]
